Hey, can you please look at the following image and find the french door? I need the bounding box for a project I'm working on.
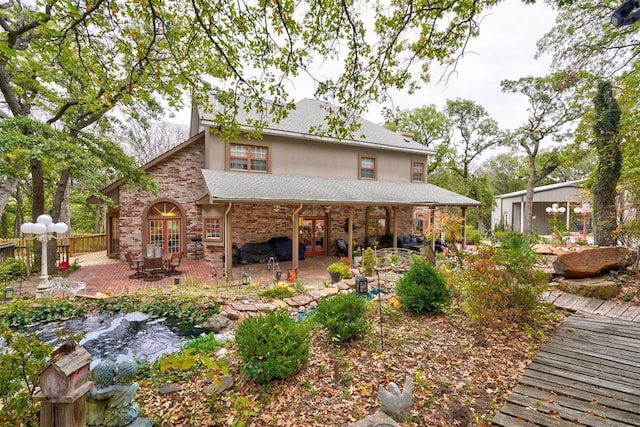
[302,218,326,257]
[147,202,182,255]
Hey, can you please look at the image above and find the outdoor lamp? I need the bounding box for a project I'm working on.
[545,203,566,215]
[241,272,251,286]
[20,214,69,298]
[3,285,13,301]
[355,275,369,296]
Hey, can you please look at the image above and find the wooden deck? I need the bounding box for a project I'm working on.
[493,311,640,426]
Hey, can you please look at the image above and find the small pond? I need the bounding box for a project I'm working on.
[22,312,205,367]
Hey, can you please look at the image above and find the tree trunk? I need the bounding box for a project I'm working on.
[0,175,20,224]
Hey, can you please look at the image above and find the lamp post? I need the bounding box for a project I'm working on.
[20,214,68,298]
[545,203,566,242]
[573,203,591,240]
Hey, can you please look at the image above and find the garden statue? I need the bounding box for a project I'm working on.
[378,375,413,423]
[87,360,145,427]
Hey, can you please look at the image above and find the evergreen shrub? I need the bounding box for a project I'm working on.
[235,310,310,385]
[314,292,368,343]
[395,256,451,314]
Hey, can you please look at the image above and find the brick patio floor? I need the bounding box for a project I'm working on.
[15,252,340,298]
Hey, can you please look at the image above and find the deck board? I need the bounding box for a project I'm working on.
[493,312,640,426]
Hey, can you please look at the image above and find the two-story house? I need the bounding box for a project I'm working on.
[93,98,480,276]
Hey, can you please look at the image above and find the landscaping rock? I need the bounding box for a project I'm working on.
[558,277,619,300]
[159,383,181,395]
[202,314,233,333]
[348,411,399,427]
[553,247,638,278]
[222,308,241,321]
[323,286,340,296]
[254,302,276,311]
[271,299,289,309]
[204,375,234,394]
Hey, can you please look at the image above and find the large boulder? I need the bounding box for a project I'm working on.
[553,247,638,278]
[558,277,619,300]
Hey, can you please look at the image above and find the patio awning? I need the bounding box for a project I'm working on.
[201,169,481,207]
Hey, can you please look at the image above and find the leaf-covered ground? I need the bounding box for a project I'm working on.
[138,305,564,427]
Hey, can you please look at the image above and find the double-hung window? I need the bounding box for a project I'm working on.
[412,161,425,182]
[360,156,376,179]
[229,143,268,172]
[204,217,222,241]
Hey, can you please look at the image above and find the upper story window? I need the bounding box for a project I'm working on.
[229,143,269,172]
[412,161,425,182]
[359,156,376,180]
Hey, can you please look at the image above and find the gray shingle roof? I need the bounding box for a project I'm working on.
[199,97,434,155]
[201,170,481,206]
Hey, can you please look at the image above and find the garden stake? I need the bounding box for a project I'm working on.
[377,269,384,352]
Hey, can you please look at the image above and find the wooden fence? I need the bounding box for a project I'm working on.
[0,234,107,259]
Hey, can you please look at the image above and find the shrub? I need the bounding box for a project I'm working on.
[0,258,26,282]
[235,310,309,385]
[260,283,295,299]
[362,247,376,276]
[395,256,451,314]
[314,292,368,343]
[0,326,52,426]
[465,226,481,245]
[451,233,548,327]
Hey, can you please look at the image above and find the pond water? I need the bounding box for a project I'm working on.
[22,312,204,367]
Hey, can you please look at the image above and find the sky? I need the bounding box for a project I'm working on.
[170,0,558,132]
[363,0,559,130]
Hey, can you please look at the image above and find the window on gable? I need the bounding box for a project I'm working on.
[229,143,268,172]
[204,217,222,240]
[412,161,425,182]
[360,156,376,179]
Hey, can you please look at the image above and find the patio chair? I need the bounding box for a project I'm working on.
[166,252,182,275]
[125,252,146,279]
[143,256,166,281]
[335,239,348,257]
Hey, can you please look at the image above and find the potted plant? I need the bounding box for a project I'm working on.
[353,247,363,267]
[327,260,352,283]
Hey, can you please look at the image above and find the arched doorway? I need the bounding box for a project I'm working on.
[146,202,182,254]
[301,206,327,257]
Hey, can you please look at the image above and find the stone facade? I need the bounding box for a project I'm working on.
[118,138,206,261]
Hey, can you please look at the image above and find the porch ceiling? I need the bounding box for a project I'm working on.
[201,169,481,207]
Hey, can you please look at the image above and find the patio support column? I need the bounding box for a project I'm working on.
[461,207,468,249]
[392,206,399,248]
[224,203,233,278]
[347,206,354,258]
[292,204,303,270]
[430,206,437,253]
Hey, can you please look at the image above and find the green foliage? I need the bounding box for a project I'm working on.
[94,294,144,314]
[141,290,221,329]
[449,233,548,327]
[326,262,352,279]
[260,284,295,299]
[0,297,84,327]
[465,226,481,245]
[0,258,26,281]
[313,292,368,343]
[0,326,53,426]
[395,256,451,314]
[235,310,310,385]
[362,247,376,276]
[182,333,220,354]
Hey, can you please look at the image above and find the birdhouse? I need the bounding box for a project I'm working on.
[38,345,92,401]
